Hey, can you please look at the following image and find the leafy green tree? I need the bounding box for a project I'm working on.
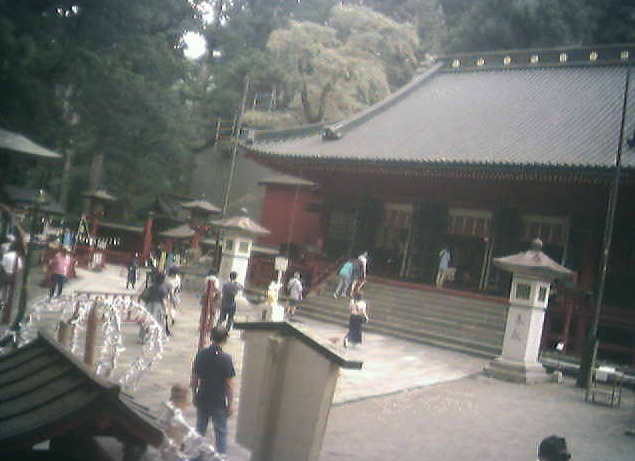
[0,0,204,221]
[444,0,597,52]
[358,0,448,53]
[591,0,635,44]
[262,5,417,124]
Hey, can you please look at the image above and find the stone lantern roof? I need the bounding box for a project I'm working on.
[181,199,222,215]
[81,189,116,202]
[212,215,270,236]
[159,223,195,239]
[493,238,573,280]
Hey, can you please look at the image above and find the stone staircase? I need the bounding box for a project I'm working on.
[300,278,509,358]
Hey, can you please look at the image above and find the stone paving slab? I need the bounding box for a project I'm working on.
[321,375,635,461]
[14,265,635,460]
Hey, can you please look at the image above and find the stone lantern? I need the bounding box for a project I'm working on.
[181,199,221,250]
[82,189,116,241]
[485,238,573,383]
[212,214,270,286]
[81,189,116,269]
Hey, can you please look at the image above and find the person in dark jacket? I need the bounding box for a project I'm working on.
[191,326,236,456]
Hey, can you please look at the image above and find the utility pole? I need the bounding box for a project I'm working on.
[215,77,249,272]
[221,76,250,219]
[577,64,631,386]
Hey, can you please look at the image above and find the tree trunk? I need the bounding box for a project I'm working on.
[89,152,103,191]
[59,147,73,212]
[300,79,335,124]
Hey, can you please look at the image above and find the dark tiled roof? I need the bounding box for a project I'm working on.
[0,331,163,452]
[247,55,635,170]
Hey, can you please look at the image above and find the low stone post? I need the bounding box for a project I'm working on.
[57,321,72,348]
[84,301,99,368]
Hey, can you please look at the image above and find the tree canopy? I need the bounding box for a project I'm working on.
[1,0,634,221]
[0,0,204,220]
[241,5,418,126]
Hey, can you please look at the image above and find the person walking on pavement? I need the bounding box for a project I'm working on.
[126,253,139,289]
[286,271,303,320]
[217,271,243,331]
[165,267,182,326]
[191,326,236,457]
[1,242,22,307]
[199,269,221,350]
[537,435,571,461]
[343,291,369,348]
[49,246,72,298]
[435,245,452,288]
[139,271,170,340]
[333,259,354,298]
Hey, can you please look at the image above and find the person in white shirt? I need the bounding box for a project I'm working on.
[286,272,303,319]
[436,245,452,288]
[1,243,22,305]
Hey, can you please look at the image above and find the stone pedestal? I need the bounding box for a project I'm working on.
[234,322,361,461]
[486,303,550,382]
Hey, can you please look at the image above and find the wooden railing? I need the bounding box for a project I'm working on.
[247,254,343,296]
[544,285,635,365]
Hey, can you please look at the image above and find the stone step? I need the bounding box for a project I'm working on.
[304,302,505,345]
[298,308,502,358]
[301,279,508,358]
[309,293,506,329]
[300,305,503,350]
[327,278,507,316]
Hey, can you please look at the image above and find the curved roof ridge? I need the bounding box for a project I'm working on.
[325,62,444,139]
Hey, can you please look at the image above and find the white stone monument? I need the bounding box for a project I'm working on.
[485,238,573,384]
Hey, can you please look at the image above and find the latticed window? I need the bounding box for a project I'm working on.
[447,208,492,237]
[520,215,568,245]
[375,203,412,250]
[327,210,356,240]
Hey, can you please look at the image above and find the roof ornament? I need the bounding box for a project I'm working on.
[322,127,342,141]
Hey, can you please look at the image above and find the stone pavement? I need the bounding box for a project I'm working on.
[19,265,635,460]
